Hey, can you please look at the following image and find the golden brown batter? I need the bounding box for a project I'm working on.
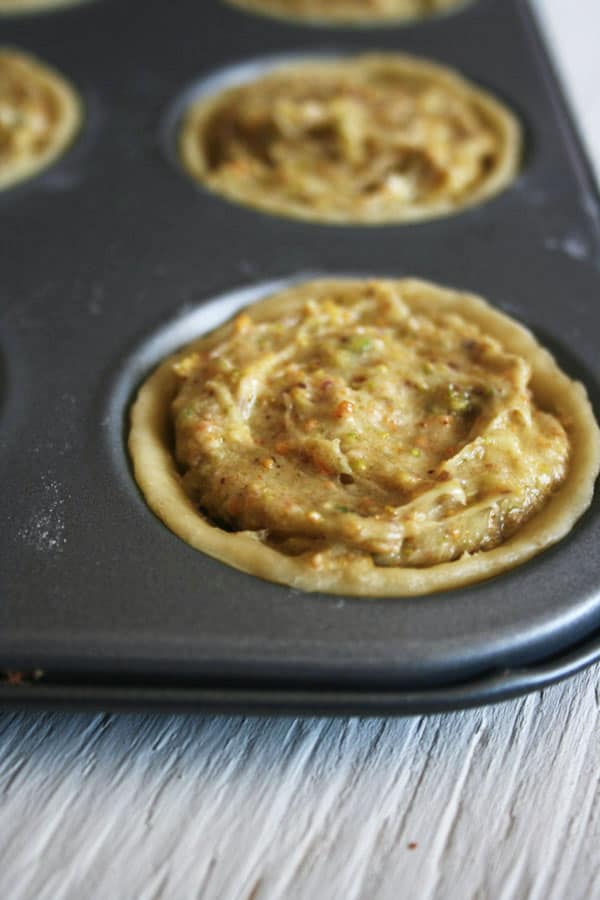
[179,55,520,224]
[227,0,470,25]
[0,49,81,189]
[129,279,600,597]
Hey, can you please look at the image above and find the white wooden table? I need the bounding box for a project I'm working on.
[1,2,599,897]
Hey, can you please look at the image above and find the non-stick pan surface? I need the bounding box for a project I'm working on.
[1,0,599,712]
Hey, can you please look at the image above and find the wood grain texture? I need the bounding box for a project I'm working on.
[1,2,599,898]
[0,672,599,900]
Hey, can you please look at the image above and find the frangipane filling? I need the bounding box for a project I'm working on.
[172,282,569,570]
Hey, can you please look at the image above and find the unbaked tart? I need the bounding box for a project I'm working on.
[0,48,81,189]
[129,278,600,597]
[179,54,520,224]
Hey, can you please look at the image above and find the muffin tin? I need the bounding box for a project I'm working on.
[1,0,599,714]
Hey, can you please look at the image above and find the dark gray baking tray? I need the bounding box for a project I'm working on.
[1,0,599,714]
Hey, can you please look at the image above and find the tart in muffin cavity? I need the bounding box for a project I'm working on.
[129,279,600,597]
[179,54,521,225]
[0,48,81,189]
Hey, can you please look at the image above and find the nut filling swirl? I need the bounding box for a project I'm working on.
[179,55,520,224]
[172,282,569,569]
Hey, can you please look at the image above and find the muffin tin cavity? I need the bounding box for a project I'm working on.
[126,275,600,598]
[173,52,522,225]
